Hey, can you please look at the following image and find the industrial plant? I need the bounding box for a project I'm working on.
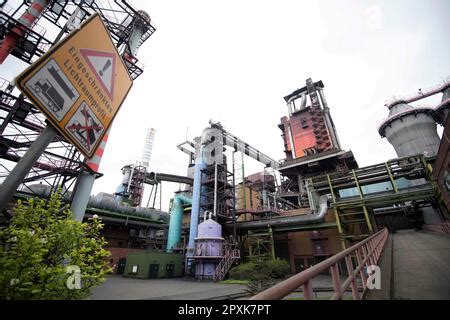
[0,0,448,301]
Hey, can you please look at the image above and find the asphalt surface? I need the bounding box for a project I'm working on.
[88,230,449,300]
[392,229,450,300]
[87,275,248,300]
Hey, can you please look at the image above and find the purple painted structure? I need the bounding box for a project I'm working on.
[193,212,224,279]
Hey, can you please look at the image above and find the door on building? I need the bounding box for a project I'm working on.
[165,264,175,278]
[148,264,159,278]
[116,258,127,274]
[274,235,290,261]
[294,256,314,273]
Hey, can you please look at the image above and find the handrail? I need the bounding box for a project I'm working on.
[250,228,389,300]
[214,249,241,281]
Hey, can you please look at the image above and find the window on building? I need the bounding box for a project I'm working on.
[301,117,308,128]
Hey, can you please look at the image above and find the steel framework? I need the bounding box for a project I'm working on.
[0,0,155,207]
[311,155,442,248]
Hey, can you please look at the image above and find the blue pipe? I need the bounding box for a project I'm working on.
[166,193,192,252]
[186,145,207,256]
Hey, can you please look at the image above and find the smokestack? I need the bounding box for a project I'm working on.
[140,128,156,169]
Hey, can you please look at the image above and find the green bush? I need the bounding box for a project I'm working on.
[0,191,112,300]
[229,261,258,280]
[264,258,290,278]
[229,259,290,281]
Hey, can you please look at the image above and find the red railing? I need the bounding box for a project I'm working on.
[250,228,389,300]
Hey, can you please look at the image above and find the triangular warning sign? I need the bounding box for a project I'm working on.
[80,48,116,100]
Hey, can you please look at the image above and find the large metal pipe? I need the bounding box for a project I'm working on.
[166,193,192,252]
[287,124,296,158]
[145,172,193,185]
[232,195,329,232]
[0,0,51,63]
[186,145,207,256]
[209,121,279,169]
[317,87,341,150]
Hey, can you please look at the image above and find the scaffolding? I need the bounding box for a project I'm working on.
[311,155,441,248]
[200,161,234,221]
[0,0,156,203]
[246,227,275,262]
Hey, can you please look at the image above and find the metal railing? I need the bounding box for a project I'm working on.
[213,249,241,282]
[250,228,389,300]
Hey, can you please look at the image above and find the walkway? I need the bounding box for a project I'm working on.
[87,275,248,300]
[391,229,450,300]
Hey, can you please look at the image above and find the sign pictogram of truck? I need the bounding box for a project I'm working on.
[33,79,65,113]
[32,65,76,114]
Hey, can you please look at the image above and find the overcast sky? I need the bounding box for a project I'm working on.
[1,0,449,211]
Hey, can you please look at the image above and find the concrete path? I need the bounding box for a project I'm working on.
[87,275,248,300]
[392,229,450,300]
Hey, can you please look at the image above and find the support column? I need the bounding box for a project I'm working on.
[70,129,109,221]
[0,125,57,211]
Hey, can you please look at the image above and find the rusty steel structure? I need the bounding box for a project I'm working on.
[250,228,389,300]
[278,78,358,208]
[0,1,156,205]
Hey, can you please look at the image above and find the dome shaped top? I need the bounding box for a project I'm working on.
[387,102,414,116]
[197,218,222,239]
[378,102,436,137]
[137,10,151,24]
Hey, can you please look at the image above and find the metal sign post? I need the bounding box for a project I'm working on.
[0,125,58,211]
[0,13,133,212]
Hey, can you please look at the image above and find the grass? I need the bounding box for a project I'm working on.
[219,279,250,285]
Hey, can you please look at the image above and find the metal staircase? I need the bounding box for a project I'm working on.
[213,249,241,281]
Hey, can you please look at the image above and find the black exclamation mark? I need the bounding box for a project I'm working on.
[99,59,111,76]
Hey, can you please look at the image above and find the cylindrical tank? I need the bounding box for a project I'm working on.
[24,184,51,197]
[197,216,223,239]
[121,165,133,185]
[379,102,440,157]
[194,214,224,280]
[89,192,118,212]
[436,86,449,124]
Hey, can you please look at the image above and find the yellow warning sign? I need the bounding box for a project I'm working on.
[16,13,133,158]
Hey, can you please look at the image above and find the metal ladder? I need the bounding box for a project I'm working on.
[213,249,241,281]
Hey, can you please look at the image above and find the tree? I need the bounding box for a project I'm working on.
[0,191,112,299]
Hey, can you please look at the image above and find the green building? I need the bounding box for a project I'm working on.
[124,252,184,279]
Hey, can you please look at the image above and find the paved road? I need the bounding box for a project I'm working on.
[392,230,450,300]
[87,275,248,300]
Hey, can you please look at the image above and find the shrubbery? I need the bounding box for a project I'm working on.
[0,192,112,300]
[229,258,290,281]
